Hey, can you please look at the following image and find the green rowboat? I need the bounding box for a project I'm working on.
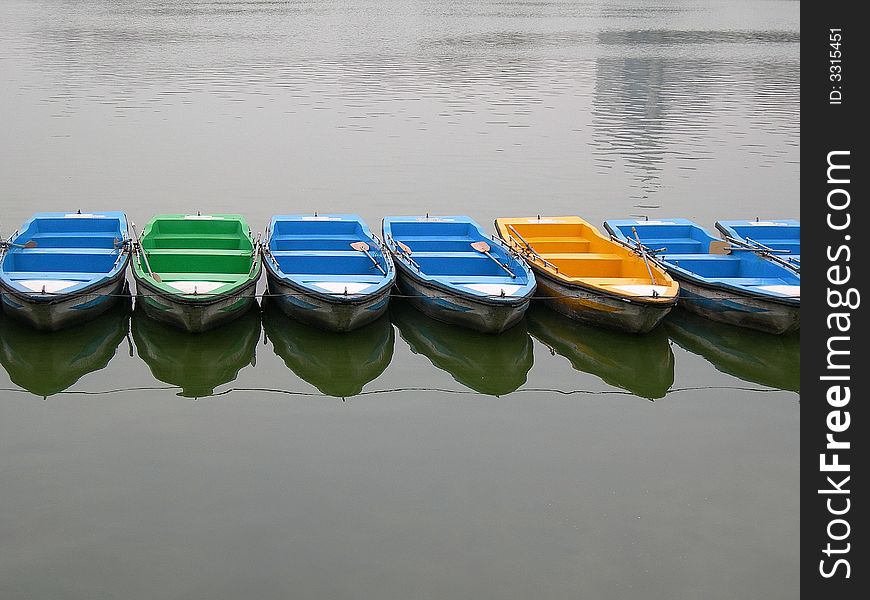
[131,214,262,332]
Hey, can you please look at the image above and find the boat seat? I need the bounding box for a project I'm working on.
[25,234,122,249]
[393,236,474,242]
[523,236,591,243]
[15,247,120,255]
[155,273,245,282]
[145,249,253,256]
[715,277,793,286]
[147,234,248,250]
[662,253,734,261]
[446,275,519,284]
[640,238,704,252]
[539,252,621,260]
[520,238,591,252]
[4,271,107,280]
[31,231,118,238]
[269,250,362,257]
[577,277,664,285]
[271,234,359,241]
[408,251,489,258]
[287,274,385,283]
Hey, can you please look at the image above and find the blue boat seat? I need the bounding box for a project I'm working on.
[15,247,119,255]
[5,271,108,281]
[409,251,487,258]
[285,274,384,283]
[269,250,363,257]
[271,234,358,241]
[716,277,792,286]
[641,238,705,253]
[396,235,475,241]
[269,238,370,251]
[4,251,119,273]
[29,232,121,249]
[446,275,519,284]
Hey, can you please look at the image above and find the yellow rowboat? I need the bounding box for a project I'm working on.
[494,216,679,333]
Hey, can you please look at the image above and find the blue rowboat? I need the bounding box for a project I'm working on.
[604,218,799,334]
[0,212,130,330]
[715,219,800,270]
[382,215,536,333]
[262,214,395,332]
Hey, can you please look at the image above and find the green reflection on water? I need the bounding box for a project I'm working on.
[665,308,800,392]
[0,296,132,397]
[390,299,533,396]
[131,305,261,398]
[262,300,394,398]
[525,304,674,400]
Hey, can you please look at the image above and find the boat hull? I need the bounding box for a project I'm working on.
[673,275,799,335]
[264,265,391,333]
[533,270,675,334]
[133,271,259,333]
[0,271,129,332]
[393,262,530,334]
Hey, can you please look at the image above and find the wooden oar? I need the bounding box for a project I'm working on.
[631,227,656,286]
[131,222,161,283]
[726,235,790,254]
[247,234,262,277]
[506,224,558,271]
[394,240,421,269]
[721,235,800,272]
[470,241,516,278]
[5,240,38,249]
[351,241,387,275]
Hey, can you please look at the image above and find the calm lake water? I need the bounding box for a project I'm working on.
[1,1,799,599]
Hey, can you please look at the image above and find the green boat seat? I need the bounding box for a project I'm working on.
[156,272,246,282]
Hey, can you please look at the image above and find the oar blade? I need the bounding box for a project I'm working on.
[470,241,490,253]
[350,241,370,252]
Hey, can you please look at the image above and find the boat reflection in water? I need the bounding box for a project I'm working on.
[262,299,394,398]
[525,304,674,400]
[390,299,533,396]
[664,308,799,392]
[0,293,131,397]
[131,304,260,398]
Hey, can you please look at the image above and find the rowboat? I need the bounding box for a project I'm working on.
[525,304,674,400]
[382,215,536,333]
[0,211,130,330]
[262,214,395,332]
[0,294,131,397]
[390,298,533,396]
[664,308,799,392]
[131,306,260,397]
[494,216,678,333]
[262,299,394,397]
[715,219,800,270]
[604,218,800,334]
[131,214,261,333]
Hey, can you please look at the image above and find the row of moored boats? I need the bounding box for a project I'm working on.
[0,212,800,335]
